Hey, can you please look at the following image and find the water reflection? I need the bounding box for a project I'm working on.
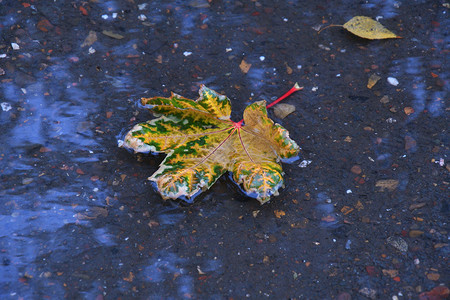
[0,0,448,298]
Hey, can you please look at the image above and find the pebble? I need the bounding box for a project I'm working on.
[387,77,399,86]
[259,56,265,61]
[426,273,440,281]
[138,3,148,10]
[88,47,96,54]
[345,239,351,250]
[22,178,34,185]
[359,287,377,300]
[183,51,193,56]
[138,14,147,21]
[387,236,408,252]
[409,230,424,238]
[351,165,362,174]
[298,160,312,168]
[380,95,390,103]
[1,102,12,112]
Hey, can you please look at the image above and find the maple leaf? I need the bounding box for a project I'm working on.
[121,85,301,204]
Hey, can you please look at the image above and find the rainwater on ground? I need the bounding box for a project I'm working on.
[0,0,448,299]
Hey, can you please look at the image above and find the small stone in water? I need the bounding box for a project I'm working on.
[11,43,20,50]
[1,102,12,111]
[351,165,362,174]
[183,51,193,56]
[359,287,377,300]
[380,95,390,103]
[387,77,399,86]
[138,3,147,10]
[22,178,34,185]
[409,230,424,238]
[298,160,312,168]
[188,0,210,8]
[345,239,351,249]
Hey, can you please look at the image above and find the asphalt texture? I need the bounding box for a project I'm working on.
[0,0,448,299]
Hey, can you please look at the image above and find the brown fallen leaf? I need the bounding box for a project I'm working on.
[419,286,450,300]
[76,207,108,220]
[375,179,399,192]
[81,31,97,47]
[433,243,448,249]
[37,19,54,32]
[285,62,293,75]
[409,202,426,210]
[123,271,134,282]
[239,59,252,74]
[290,217,309,228]
[355,200,364,210]
[382,269,399,278]
[380,95,390,103]
[39,146,52,153]
[319,16,401,40]
[404,106,414,115]
[274,210,285,218]
[340,206,354,215]
[426,273,440,281]
[350,165,362,174]
[102,30,124,40]
[409,230,424,238]
[272,103,296,119]
[404,135,417,151]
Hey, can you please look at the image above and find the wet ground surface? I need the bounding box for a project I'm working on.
[0,0,449,299]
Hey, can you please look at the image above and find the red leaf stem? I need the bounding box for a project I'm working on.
[235,83,303,125]
[266,83,303,108]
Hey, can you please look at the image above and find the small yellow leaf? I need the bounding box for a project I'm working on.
[274,210,285,218]
[239,59,252,74]
[375,179,399,192]
[367,74,381,89]
[123,271,134,282]
[343,16,400,40]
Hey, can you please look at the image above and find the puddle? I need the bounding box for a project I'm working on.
[1,0,448,298]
